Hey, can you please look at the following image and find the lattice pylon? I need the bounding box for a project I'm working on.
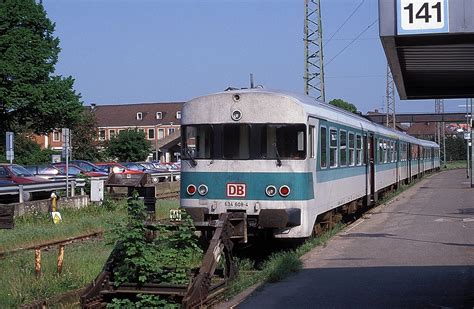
[386,64,395,128]
[435,99,445,163]
[304,0,325,101]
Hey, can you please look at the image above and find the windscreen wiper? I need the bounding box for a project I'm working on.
[185,148,197,167]
[273,143,282,167]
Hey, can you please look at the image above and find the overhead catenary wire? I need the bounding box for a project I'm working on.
[324,0,366,47]
[325,18,378,67]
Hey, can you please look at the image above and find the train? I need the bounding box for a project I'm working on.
[179,89,440,240]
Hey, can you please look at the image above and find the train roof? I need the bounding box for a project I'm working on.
[190,88,439,149]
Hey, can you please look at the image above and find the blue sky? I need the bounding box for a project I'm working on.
[43,0,466,114]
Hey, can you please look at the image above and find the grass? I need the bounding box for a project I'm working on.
[155,199,180,220]
[0,240,113,307]
[0,199,128,252]
[0,197,180,307]
[226,224,344,298]
[443,160,467,170]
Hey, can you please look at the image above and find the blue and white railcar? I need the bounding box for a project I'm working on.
[180,89,439,239]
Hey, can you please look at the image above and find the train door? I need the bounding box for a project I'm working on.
[308,118,318,174]
[408,143,412,181]
[365,132,375,203]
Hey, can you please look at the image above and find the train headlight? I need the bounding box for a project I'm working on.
[186,184,197,196]
[265,185,277,197]
[279,185,291,197]
[198,184,208,196]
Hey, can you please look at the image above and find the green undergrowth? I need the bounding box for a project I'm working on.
[0,199,128,252]
[227,224,344,298]
[443,160,467,170]
[0,240,113,307]
[108,195,200,307]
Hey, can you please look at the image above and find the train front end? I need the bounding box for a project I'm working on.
[180,90,316,239]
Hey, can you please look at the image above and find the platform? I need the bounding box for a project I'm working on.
[237,169,474,308]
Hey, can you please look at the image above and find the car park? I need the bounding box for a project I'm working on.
[69,160,108,173]
[53,164,108,177]
[95,162,144,175]
[24,165,61,180]
[120,162,163,183]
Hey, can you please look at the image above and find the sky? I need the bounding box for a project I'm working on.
[42,0,468,114]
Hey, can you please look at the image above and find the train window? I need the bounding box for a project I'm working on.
[384,140,388,163]
[348,132,355,166]
[259,124,306,160]
[320,126,327,168]
[309,126,315,159]
[223,124,250,159]
[378,139,383,164]
[356,134,363,166]
[339,130,347,167]
[329,128,338,167]
[182,125,213,159]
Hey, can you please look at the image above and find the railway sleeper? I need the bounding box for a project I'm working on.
[80,212,244,309]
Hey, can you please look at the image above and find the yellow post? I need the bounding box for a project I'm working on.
[35,249,41,278]
[57,245,65,275]
[51,192,58,212]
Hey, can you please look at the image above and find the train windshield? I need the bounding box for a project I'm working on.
[182,124,306,160]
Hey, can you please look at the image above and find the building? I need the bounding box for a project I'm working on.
[92,102,183,162]
[33,131,64,151]
[405,122,456,141]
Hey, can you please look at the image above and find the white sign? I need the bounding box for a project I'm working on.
[61,128,71,159]
[6,132,14,162]
[398,0,449,35]
[464,132,471,140]
[226,183,246,198]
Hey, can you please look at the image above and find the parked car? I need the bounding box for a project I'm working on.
[120,162,162,183]
[95,162,144,175]
[0,164,50,201]
[24,165,61,180]
[151,162,180,180]
[0,179,14,185]
[53,164,108,177]
[69,160,108,173]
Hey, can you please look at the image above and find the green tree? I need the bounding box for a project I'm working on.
[445,135,467,161]
[106,129,151,162]
[0,0,83,135]
[71,108,102,161]
[328,99,358,114]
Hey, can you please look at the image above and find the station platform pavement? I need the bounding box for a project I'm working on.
[237,169,474,308]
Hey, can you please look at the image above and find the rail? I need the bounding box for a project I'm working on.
[0,178,86,203]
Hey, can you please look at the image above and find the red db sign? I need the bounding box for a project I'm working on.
[226,183,246,198]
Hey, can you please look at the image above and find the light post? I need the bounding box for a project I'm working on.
[470,98,473,187]
[155,123,163,162]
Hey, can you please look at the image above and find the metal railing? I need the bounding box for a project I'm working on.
[0,171,180,203]
[0,178,86,203]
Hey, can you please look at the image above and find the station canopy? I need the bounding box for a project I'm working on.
[379,0,474,99]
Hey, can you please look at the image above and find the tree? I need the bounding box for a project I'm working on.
[71,108,102,161]
[445,135,467,161]
[106,129,151,162]
[0,0,83,135]
[328,99,358,114]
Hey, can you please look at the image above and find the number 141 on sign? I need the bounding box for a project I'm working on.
[399,0,448,33]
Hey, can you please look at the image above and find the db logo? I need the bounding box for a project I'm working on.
[226,183,246,198]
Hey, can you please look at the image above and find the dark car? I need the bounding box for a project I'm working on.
[95,162,145,175]
[69,160,108,173]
